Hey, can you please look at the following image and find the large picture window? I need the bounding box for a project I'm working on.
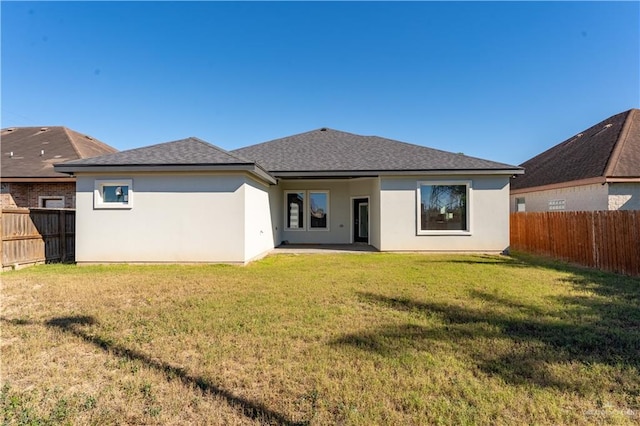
[94,179,133,209]
[309,191,329,230]
[286,191,305,229]
[417,181,470,234]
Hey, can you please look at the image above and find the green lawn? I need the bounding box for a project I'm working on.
[2,253,639,425]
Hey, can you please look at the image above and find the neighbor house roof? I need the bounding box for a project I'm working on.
[54,137,276,185]
[511,109,640,192]
[233,128,522,177]
[1,126,117,181]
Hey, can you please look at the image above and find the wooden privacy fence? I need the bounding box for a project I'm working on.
[1,208,75,270]
[510,211,640,276]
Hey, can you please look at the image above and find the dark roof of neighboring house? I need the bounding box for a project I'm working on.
[1,126,117,179]
[512,109,640,190]
[233,128,521,176]
[54,137,276,184]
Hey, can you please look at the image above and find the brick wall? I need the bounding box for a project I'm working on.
[0,182,76,208]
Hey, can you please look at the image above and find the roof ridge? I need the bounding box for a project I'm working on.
[99,137,194,157]
[62,127,83,159]
[604,109,637,178]
[187,137,253,163]
[65,127,118,155]
[519,109,630,167]
[233,128,357,153]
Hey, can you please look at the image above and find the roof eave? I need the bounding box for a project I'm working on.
[0,176,77,183]
[53,163,277,185]
[605,176,640,183]
[272,168,523,178]
[511,176,607,194]
[511,175,640,194]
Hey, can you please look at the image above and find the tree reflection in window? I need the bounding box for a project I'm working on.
[103,185,129,203]
[309,192,327,229]
[287,192,304,229]
[420,184,467,231]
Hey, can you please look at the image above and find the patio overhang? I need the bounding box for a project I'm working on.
[272,168,523,179]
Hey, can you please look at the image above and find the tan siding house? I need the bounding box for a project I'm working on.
[510,109,640,212]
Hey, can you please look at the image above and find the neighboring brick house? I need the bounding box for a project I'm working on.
[510,109,640,212]
[1,127,117,208]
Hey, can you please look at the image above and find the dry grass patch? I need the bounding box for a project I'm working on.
[2,253,640,424]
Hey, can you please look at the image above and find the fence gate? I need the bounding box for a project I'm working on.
[1,208,75,270]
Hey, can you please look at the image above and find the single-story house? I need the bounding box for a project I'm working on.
[1,126,117,208]
[55,128,523,264]
[510,109,640,212]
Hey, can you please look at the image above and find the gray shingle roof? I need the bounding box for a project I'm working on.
[233,128,520,174]
[511,109,640,190]
[55,129,521,183]
[55,137,277,184]
[58,137,253,166]
[1,126,117,179]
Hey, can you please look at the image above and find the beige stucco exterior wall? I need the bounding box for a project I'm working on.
[509,183,609,212]
[379,175,511,252]
[243,179,276,261]
[74,172,517,262]
[75,172,270,263]
[608,183,640,210]
[278,178,378,245]
[268,185,283,246]
[369,178,381,250]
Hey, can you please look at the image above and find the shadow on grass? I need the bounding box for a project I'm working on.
[332,259,640,392]
[411,254,531,267]
[3,315,305,426]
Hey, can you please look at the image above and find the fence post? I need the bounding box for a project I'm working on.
[0,208,3,267]
[59,210,67,262]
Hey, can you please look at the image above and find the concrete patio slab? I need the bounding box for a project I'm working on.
[271,244,378,254]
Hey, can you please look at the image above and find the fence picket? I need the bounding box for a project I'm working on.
[1,208,75,270]
[510,211,640,277]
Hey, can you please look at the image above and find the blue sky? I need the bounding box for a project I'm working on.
[2,1,638,165]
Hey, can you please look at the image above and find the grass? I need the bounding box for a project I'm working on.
[1,252,639,425]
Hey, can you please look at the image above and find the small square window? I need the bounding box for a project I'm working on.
[103,185,129,203]
[515,197,526,212]
[95,179,133,209]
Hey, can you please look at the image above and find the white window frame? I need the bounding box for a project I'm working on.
[284,190,306,231]
[38,196,65,208]
[94,179,133,209]
[515,197,526,212]
[416,180,472,235]
[308,190,330,231]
